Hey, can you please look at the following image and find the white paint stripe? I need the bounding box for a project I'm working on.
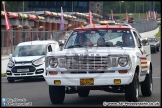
[141,69,147,71]
[141,64,147,66]
[141,60,147,62]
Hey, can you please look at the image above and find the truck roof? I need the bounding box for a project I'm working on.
[74,24,132,30]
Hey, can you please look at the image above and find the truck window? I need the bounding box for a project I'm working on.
[133,31,141,47]
[48,45,52,52]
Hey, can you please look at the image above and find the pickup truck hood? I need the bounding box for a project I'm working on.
[12,56,44,62]
[48,47,135,56]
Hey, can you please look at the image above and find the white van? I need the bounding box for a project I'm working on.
[6,40,60,83]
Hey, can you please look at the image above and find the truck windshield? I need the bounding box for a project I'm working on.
[12,45,46,57]
[64,29,135,48]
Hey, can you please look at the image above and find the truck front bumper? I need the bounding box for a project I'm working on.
[44,72,134,86]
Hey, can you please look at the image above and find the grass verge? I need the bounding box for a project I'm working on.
[155,26,161,38]
[1,73,7,77]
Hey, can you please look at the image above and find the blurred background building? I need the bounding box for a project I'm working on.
[28,1,103,15]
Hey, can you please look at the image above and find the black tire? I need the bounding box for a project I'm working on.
[78,89,90,97]
[7,77,15,83]
[141,69,153,96]
[154,47,156,53]
[49,86,65,104]
[125,73,139,102]
[7,79,15,83]
[157,47,159,52]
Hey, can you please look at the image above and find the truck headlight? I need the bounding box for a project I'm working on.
[8,60,14,68]
[58,57,66,67]
[118,57,128,67]
[49,58,58,68]
[33,57,45,66]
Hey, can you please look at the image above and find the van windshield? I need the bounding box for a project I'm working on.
[12,45,46,57]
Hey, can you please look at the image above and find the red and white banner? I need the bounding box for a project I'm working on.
[148,11,150,18]
[156,11,158,18]
[126,10,128,23]
[150,11,153,18]
[89,10,93,24]
[2,1,10,30]
[111,10,114,20]
[153,11,156,20]
[146,12,148,22]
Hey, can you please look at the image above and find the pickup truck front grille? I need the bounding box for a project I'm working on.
[65,56,109,69]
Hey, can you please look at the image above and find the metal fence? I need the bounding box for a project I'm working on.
[1,20,158,55]
[129,19,158,33]
[1,29,72,55]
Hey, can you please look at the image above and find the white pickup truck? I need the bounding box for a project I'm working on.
[44,24,152,104]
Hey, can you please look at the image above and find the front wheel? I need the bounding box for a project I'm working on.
[49,86,65,104]
[78,89,90,97]
[154,47,157,53]
[125,73,139,102]
[157,47,159,52]
[141,69,153,96]
[7,77,15,83]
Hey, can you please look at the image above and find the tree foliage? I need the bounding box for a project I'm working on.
[2,1,28,12]
[2,1,161,14]
[103,1,161,14]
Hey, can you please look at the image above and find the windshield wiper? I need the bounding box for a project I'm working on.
[67,45,82,48]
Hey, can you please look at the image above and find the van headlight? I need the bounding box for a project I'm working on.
[33,57,45,66]
[118,57,128,67]
[8,60,14,68]
[49,58,58,68]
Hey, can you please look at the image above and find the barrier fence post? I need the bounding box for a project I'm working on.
[7,31,8,54]
[11,30,13,54]
[2,30,4,55]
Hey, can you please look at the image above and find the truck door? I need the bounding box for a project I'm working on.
[133,31,148,80]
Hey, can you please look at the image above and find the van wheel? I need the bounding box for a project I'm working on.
[7,79,15,83]
[125,73,139,102]
[49,86,65,104]
[78,89,90,97]
[7,77,15,83]
[154,48,156,53]
[141,69,153,96]
[157,47,159,52]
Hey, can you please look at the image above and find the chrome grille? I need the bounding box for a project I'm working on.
[11,66,36,73]
[15,61,32,64]
[65,56,108,69]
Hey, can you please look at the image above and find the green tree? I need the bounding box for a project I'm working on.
[2,1,28,12]
[103,1,161,14]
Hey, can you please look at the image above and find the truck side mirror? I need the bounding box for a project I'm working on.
[141,38,148,46]
[58,40,65,46]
